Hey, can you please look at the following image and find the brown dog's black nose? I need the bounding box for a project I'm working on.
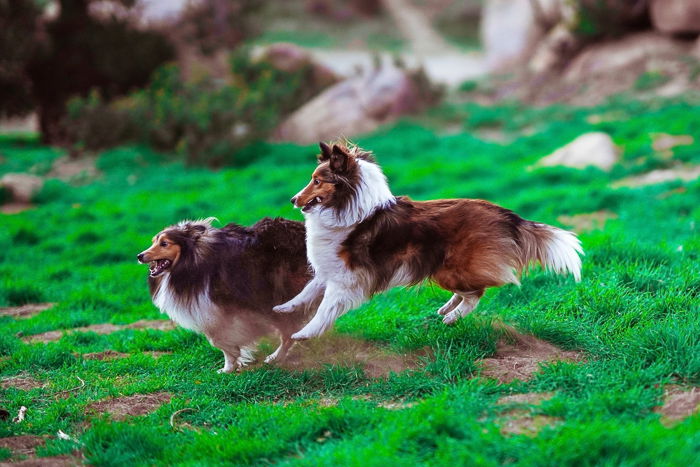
[137,253,145,262]
[290,196,297,205]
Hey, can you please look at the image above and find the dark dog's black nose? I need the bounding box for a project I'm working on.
[290,196,297,205]
[137,253,145,262]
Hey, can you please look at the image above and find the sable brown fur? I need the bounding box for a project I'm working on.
[139,217,316,373]
[341,197,551,296]
[278,141,582,339]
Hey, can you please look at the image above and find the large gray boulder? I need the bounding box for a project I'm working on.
[273,67,435,144]
[651,0,700,34]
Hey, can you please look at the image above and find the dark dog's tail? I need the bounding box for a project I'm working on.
[517,222,583,281]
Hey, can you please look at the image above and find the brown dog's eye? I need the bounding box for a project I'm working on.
[160,241,168,247]
[313,178,320,185]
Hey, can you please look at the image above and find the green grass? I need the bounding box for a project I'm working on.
[1,96,699,465]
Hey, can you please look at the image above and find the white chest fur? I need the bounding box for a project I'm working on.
[305,216,353,282]
[153,274,218,332]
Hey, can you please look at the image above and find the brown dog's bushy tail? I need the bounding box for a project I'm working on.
[517,222,583,281]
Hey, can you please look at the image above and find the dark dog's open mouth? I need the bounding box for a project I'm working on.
[302,197,322,212]
[149,259,171,277]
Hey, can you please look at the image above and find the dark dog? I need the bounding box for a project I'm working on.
[138,217,315,373]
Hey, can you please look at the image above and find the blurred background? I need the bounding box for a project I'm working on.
[1,0,699,186]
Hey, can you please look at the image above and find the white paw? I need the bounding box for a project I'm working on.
[442,311,458,325]
[217,367,234,374]
[264,353,278,364]
[291,331,312,341]
[273,303,296,313]
[436,306,451,315]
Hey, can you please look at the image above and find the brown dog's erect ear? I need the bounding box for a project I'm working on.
[318,142,332,162]
[330,144,349,173]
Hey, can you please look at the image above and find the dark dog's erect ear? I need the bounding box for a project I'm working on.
[318,142,332,162]
[187,224,207,240]
[330,144,349,173]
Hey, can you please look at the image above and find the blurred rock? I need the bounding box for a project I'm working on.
[258,43,339,89]
[651,0,700,34]
[480,0,538,72]
[693,36,700,60]
[481,0,562,72]
[274,67,437,144]
[0,173,44,203]
[529,24,581,73]
[613,164,700,187]
[564,32,688,80]
[652,134,694,152]
[538,132,618,171]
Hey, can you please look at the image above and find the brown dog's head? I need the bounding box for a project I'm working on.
[291,142,366,213]
[137,219,213,277]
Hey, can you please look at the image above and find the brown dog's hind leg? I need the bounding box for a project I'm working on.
[442,289,484,325]
[436,293,463,315]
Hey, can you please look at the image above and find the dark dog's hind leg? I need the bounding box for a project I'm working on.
[264,335,294,364]
[218,346,242,374]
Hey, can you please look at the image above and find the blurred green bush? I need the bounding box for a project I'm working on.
[65,51,329,167]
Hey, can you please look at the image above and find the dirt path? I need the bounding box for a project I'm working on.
[309,48,486,88]
[480,324,583,383]
[382,0,457,57]
[22,319,176,343]
[304,0,487,88]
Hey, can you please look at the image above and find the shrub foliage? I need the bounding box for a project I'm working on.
[66,51,330,167]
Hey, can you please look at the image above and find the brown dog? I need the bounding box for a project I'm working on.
[274,142,582,340]
[138,217,316,373]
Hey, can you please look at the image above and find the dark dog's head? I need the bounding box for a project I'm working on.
[137,218,216,277]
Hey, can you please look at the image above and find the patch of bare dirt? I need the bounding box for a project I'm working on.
[87,392,172,421]
[0,375,45,391]
[23,320,176,343]
[3,455,80,466]
[497,410,562,436]
[47,156,101,184]
[0,435,45,457]
[80,351,130,361]
[146,351,171,359]
[612,164,700,188]
[496,392,555,406]
[277,333,427,378]
[652,133,694,153]
[0,202,35,215]
[126,320,176,332]
[655,385,700,426]
[493,392,560,436]
[0,303,54,319]
[378,400,417,410]
[80,350,172,361]
[480,325,583,383]
[558,211,618,233]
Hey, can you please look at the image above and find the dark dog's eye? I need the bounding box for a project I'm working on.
[313,178,320,185]
[160,241,168,247]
